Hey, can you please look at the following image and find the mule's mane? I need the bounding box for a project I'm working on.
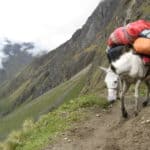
[110,49,150,79]
[109,47,134,74]
[107,45,132,63]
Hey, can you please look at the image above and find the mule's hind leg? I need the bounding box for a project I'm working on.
[143,81,150,107]
[134,80,141,116]
[121,80,130,118]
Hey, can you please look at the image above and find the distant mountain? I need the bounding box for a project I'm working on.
[0,41,40,84]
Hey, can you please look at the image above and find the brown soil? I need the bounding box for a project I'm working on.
[44,99,150,150]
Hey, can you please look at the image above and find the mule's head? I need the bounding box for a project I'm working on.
[100,66,120,102]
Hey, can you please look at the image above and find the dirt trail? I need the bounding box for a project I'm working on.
[44,99,150,150]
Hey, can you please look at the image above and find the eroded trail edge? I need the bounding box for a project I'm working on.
[44,101,150,150]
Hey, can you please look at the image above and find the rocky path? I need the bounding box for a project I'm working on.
[44,99,150,150]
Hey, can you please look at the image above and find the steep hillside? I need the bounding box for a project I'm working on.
[0,93,108,150]
[0,65,89,140]
[44,98,150,150]
[0,0,120,116]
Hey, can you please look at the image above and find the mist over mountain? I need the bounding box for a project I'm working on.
[0,40,47,84]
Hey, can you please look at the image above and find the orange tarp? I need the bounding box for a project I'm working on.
[133,38,150,55]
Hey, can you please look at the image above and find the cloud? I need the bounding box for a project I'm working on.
[0,0,101,69]
[0,0,100,51]
[0,51,8,69]
[0,39,45,69]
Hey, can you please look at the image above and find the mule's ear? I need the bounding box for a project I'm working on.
[99,66,108,73]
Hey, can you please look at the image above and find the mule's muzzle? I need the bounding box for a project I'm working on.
[108,89,117,102]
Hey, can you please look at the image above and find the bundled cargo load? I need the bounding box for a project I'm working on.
[126,20,150,38]
[107,20,150,65]
[133,38,150,55]
[107,27,133,47]
[107,20,150,47]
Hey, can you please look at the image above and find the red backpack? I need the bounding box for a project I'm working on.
[126,20,150,37]
[108,20,150,47]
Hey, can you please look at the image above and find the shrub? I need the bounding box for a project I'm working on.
[23,119,35,133]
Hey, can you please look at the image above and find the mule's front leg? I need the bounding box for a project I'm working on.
[117,78,122,100]
[120,81,130,118]
[121,96,128,118]
[143,81,150,107]
[134,80,141,116]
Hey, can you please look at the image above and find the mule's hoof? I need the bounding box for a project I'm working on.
[122,111,128,118]
[134,111,138,117]
[143,101,148,107]
[117,97,120,100]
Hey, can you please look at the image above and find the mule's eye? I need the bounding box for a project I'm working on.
[114,81,117,84]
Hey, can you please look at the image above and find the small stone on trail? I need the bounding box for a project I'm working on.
[141,120,150,124]
[64,137,72,142]
[141,121,145,124]
[146,120,150,123]
[96,114,101,117]
[67,139,72,142]
[64,137,68,140]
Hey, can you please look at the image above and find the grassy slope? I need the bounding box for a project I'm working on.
[0,80,30,113]
[0,67,87,140]
[0,64,108,150]
[0,95,108,150]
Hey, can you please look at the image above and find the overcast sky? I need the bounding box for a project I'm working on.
[0,0,100,51]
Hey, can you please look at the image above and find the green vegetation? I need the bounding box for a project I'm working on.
[140,2,150,16]
[0,80,30,113]
[0,95,108,150]
[84,44,98,52]
[0,71,86,140]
